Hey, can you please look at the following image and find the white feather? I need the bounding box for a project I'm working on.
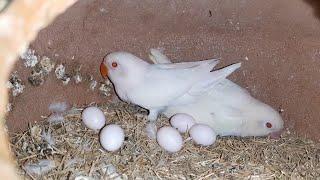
[47,113,64,124]
[187,62,241,95]
[48,102,68,113]
[104,52,238,114]
[149,48,171,64]
[41,130,55,145]
[23,159,56,177]
[145,122,157,139]
[150,49,284,137]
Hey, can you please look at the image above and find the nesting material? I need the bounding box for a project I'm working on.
[39,56,56,75]
[73,65,83,84]
[26,54,55,86]
[20,49,38,68]
[74,73,83,84]
[47,102,69,125]
[23,159,56,178]
[99,82,112,97]
[55,64,71,85]
[7,72,25,97]
[10,102,320,179]
[48,102,69,113]
[89,78,97,91]
[28,66,45,86]
[47,114,65,125]
[54,64,65,79]
[6,103,12,113]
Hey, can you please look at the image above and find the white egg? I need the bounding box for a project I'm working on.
[189,124,216,146]
[82,106,106,130]
[170,113,196,133]
[100,124,125,152]
[156,126,183,153]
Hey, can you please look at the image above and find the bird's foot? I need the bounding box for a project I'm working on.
[145,122,157,139]
[147,109,159,122]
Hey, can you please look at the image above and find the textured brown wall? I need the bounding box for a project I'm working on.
[0,0,77,179]
[6,0,320,141]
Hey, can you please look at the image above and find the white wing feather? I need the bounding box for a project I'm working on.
[128,59,220,108]
[149,48,171,64]
[187,63,241,95]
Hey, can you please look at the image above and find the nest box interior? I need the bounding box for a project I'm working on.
[3,0,320,179]
[7,0,320,141]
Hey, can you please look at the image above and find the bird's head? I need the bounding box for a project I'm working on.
[100,51,149,87]
[243,103,284,138]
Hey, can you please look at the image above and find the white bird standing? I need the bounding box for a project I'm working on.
[148,49,284,138]
[100,51,241,122]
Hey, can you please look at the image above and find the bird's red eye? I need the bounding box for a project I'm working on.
[111,62,118,68]
[266,122,272,128]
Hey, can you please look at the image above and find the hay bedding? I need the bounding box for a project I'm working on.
[9,101,320,180]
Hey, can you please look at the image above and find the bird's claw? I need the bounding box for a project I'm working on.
[145,122,157,139]
[147,109,159,122]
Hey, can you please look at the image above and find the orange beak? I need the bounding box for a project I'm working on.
[100,61,108,79]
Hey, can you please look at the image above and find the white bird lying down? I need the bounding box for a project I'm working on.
[100,51,241,122]
[148,49,284,138]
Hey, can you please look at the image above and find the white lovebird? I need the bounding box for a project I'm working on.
[100,51,241,122]
[148,49,284,138]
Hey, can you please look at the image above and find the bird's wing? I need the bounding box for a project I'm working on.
[145,59,220,87]
[146,49,242,105]
[149,48,171,64]
[212,105,243,120]
[133,59,220,107]
[148,49,241,96]
[207,79,252,107]
[187,63,241,96]
[152,59,220,70]
[149,49,222,69]
[209,101,249,136]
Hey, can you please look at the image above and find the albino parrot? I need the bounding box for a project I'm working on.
[100,51,241,122]
[148,49,284,138]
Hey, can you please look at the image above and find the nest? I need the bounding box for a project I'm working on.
[10,101,320,179]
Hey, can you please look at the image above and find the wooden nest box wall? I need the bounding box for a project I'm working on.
[0,0,320,178]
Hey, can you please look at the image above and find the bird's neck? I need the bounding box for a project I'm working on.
[114,64,148,99]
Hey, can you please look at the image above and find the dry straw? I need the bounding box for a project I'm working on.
[10,102,320,179]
